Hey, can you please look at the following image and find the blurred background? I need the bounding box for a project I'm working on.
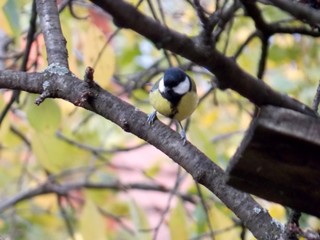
[0,0,319,239]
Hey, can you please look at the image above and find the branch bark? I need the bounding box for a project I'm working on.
[269,0,320,25]
[36,0,69,67]
[0,70,284,239]
[90,0,316,117]
[3,0,316,239]
[0,179,197,213]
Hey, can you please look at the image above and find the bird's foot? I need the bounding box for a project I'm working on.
[176,121,187,145]
[180,128,187,145]
[147,111,157,125]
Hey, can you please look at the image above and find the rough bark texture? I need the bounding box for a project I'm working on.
[90,0,316,117]
[0,70,285,239]
[3,0,320,239]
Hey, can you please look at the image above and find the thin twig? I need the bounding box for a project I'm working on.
[195,183,215,240]
[222,17,234,54]
[152,166,182,240]
[190,223,239,240]
[156,0,167,26]
[257,36,269,79]
[57,194,76,240]
[211,130,244,143]
[68,0,88,20]
[56,130,147,154]
[92,0,145,69]
[0,0,37,125]
[98,207,135,235]
[0,179,197,213]
[93,28,121,69]
[194,0,209,26]
[233,31,259,60]
[194,0,212,45]
[10,125,31,147]
[240,222,247,240]
[147,0,160,22]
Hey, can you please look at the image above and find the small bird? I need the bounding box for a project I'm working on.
[147,67,198,142]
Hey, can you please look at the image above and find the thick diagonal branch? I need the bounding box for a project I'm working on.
[90,0,315,117]
[0,70,284,239]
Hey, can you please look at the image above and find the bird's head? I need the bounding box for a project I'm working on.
[159,68,191,96]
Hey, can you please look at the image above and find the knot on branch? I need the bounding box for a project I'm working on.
[119,117,130,132]
[35,80,52,105]
[74,67,99,107]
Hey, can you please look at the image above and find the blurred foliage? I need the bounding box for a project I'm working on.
[0,0,320,240]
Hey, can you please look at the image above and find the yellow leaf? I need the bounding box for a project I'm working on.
[209,205,240,240]
[169,200,189,240]
[80,199,108,240]
[201,109,219,127]
[0,96,10,140]
[33,194,57,211]
[66,233,83,240]
[31,131,89,173]
[82,24,115,89]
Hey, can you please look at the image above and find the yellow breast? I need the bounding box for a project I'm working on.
[174,92,198,121]
[149,89,198,121]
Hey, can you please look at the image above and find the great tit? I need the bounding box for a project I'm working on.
[147,67,198,142]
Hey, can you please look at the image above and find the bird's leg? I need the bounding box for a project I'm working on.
[177,121,187,144]
[147,111,157,125]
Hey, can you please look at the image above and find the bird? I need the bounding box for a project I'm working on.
[147,67,198,143]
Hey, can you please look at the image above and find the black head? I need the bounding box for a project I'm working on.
[158,68,191,105]
[163,68,187,88]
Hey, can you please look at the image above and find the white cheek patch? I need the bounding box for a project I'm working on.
[158,78,165,93]
[173,76,190,95]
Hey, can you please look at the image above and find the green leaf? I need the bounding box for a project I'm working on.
[193,203,208,235]
[31,131,89,173]
[3,0,20,36]
[144,161,161,178]
[129,200,152,240]
[26,95,62,133]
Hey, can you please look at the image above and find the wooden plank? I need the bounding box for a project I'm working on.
[226,106,320,217]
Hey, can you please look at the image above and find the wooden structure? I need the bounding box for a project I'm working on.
[226,106,320,217]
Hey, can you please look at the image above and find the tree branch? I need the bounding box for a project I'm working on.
[90,0,316,117]
[241,0,270,35]
[0,69,284,239]
[36,0,69,67]
[268,0,320,26]
[0,0,38,124]
[0,179,196,212]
